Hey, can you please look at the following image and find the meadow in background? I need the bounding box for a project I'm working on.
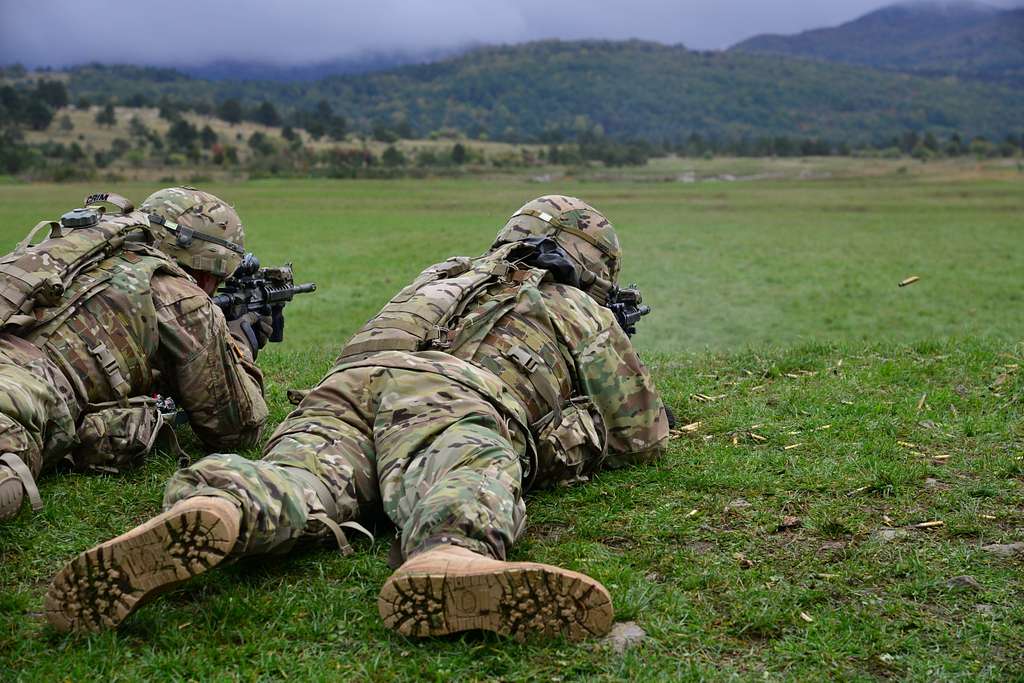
[1,160,1022,679]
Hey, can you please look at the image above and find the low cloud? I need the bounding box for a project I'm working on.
[1,0,1021,67]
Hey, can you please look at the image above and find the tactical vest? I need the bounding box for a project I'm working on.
[337,245,608,487]
[24,246,182,406]
[0,194,161,333]
[339,244,569,420]
[2,194,186,406]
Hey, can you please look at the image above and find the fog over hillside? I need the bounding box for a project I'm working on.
[3,0,1022,75]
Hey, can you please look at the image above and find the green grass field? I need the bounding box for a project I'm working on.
[1,161,1023,680]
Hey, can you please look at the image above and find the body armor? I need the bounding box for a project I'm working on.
[338,243,572,427]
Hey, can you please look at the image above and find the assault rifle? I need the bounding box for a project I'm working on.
[578,270,651,338]
[212,253,317,343]
[606,283,650,338]
[513,236,651,337]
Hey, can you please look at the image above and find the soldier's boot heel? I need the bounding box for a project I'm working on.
[378,544,614,641]
[0,453,42,522]
[45,495,241,632]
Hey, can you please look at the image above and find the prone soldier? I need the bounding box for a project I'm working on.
[46,195,671,641]
[0,188,270,523]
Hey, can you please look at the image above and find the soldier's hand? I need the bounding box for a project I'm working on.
[228,312,273,359]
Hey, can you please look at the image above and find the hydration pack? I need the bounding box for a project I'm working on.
[0,193,161,334]
[338,242,548,361]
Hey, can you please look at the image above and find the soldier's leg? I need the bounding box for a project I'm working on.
[373,371,612,640]
[0,342,78,522]
[45,368,380,632]
[375,370,527,562]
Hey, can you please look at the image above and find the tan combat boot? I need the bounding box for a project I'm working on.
[45,495,241,632]
[378,544,614,641]
[0,453,42,522]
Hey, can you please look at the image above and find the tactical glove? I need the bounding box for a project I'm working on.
[228,312,273,359]
[664,404,677,429]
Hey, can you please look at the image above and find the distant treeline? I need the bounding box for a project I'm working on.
[731,5,1024,88]
[660,130,1024,162]
[4,40,1023,147]
[2,76,1022,180]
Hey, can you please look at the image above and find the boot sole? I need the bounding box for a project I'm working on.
[378,561,614,641]
[0,473,24,522]
[45,499,239,632]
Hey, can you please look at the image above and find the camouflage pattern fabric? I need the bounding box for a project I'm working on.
[166,357,528,560]
[0,236,267,503]
[492,195,621,282]
[0,334,79,477]
[75,402,169,473]
[0,209,161,330]
[140,187,245,279]
[147,269,267,450]
[164,271,668,563]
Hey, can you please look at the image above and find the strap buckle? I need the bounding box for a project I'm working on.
[88,341,130,398]
[506,346,539,373]
[175,226,194,248]
[428,326,452,349]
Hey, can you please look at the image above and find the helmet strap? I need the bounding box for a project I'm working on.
[146,213,244,255]
[510,208,615,256]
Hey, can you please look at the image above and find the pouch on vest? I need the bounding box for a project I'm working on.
[533,397,607,487]
[0,196,157,334]
[73,403,177,473]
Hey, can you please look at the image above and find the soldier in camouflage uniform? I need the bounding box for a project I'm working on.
[47,195,670,641]
[0,188,268,524]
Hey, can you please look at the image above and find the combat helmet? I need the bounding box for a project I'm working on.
[140,187,245,278]
[492,195,621,283]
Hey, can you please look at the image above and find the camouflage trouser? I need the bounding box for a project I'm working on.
[165,363,529,561]
[0,334,80,478]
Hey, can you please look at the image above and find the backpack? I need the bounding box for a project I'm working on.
[0,192,161,334]
[338,242,547,361]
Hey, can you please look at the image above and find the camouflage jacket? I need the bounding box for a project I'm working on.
[20,243,267,450]
[336,248,669,486]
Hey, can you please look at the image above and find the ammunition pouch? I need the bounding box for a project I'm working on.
[533,397,607,488]
[73,399,182,473]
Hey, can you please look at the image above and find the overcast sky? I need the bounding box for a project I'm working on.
[1,0,1021,67]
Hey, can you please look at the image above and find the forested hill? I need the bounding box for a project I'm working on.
[731,1,1024,85]
[60,40,1024,144]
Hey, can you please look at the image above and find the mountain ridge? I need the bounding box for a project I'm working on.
[731,1,1024,84]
